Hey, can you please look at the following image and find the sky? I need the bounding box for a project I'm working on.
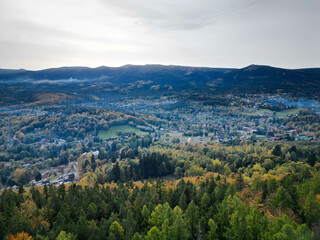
[0,0,319,70]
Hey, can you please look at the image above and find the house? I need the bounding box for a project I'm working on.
[295,136,311,141]
[68,173,75,180]
[22,163,31,169]
[42,180,50,185]
[92,150,100,157]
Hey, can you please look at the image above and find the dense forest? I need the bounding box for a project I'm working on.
[1,173,319,240]
[1,140,320,239]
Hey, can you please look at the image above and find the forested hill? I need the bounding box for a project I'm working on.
[0,64,320,95]
[220,65,320,95]
[0,65,234,88]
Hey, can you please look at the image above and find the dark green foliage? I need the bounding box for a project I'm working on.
[185,201,199,239]
[272,145,282,157]
[307,151,317,167]
[0,168,319,239]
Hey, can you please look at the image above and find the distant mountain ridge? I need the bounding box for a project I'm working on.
[220,64,320,93]
[0,64,234,86]
[0,64,319,95]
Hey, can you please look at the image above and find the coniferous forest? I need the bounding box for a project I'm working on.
[1,140,320,239]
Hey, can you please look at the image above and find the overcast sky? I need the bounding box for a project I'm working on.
[0,0,319,70]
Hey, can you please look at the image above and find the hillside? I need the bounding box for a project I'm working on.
[0,65,233,87]
[0,64,320,104]
[220,65,320,94]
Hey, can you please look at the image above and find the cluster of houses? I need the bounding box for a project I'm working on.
[50,173,75,186]
[0,173,76,192]
[33,173,75,187]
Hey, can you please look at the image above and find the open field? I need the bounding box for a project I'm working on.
[98,125,147,139]
[244,109,273,116]
[275,108,305,117]
[243,108,306,117]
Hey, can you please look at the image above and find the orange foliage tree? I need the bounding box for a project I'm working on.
[7,232,33,240]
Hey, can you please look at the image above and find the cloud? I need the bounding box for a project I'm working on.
[0,0,319,69]
[102,0,270,31]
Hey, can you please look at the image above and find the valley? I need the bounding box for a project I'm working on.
[0,64,319,239]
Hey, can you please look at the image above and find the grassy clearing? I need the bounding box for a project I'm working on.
[244,109,273,116]
[275,108,304,117]
[48,176,59,181]
[243,108,305,117]
[98,125,147,139]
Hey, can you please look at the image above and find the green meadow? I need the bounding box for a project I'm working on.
[98,125,147,139]
[243,108,305,117]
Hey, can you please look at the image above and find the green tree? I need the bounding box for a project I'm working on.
[307,152,317,167]
[146,226,162,240]
[225,207,248,240]
[200,192,211,213]
[111,162,121,182]
[169,214,190,240]
[272,224,313,240]
[235,173,244,191]
[174,167,183,178]
[185,200,199,239]
[246,208,266,240]
[270,186,294,210]
[178,193,187,211]
[272,145,282,157]
[13,169,32,185]
[207,218,218,240]
[149,204,170,228]
[300,191,320,227]
[161,219,170,240]
[87,202,98,220]
[262,159,275,171]
[109,221,125,240]
[124,210,136,238]
[33,169,42,181]
[216,195,244,239]
[141,205,150,229]
[77,210,89,240]
[56,231,76,240]
[132,232,142,240]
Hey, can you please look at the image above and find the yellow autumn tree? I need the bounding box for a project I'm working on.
[7,232,33,240]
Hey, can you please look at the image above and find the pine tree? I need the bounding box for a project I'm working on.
[200,192,211,213]
[185,200,199,239]
[111,162,121,182]
[272,145,282,157]
[235,173,244,191]
[56,231,76,240]
[124,210,136,238]
[109,221,125,240]
[146,226,162,240]
[141,205,150,229]
[225,208,248,240]
[246,208,266,240]
[87,202,98,220]
[307,152,317,167]
[77,210,89,240]
[207,219,218,240]
[132,232,142,240]
[178,193,187,211]
[170,214,190,240]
